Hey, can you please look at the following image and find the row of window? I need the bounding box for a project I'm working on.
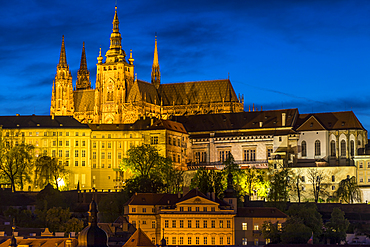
[64,160,86,167]
[131,206,216,213]
[50,150,86,158]
[163,219,231,229]
[158,236,231,245]
[5,131,86,137]
[301,140,357,157]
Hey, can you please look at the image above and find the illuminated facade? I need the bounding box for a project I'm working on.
[50,7,244,125]
[123,189,235,246]
[0,115,189,191]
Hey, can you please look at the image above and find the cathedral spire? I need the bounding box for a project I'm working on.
[151,35,161,89]
[105,6,125,60]
[58,35,67,69]
[76,42,91,90]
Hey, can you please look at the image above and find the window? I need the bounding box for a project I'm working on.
[341,140,346,156]
[93,142,96,148]
[132,208,136,213]
[220,220,224,228]
[102,142,105,148]
[315,140,321,156]
[211,237,215,245]
[267,148,273,159]
[196,207,199,212]
[172,220,176,228]
[108,134,111,138]
[75,161,78,166]
[301,176,305,182]
[188,237,191,245]
[196,220,200,228]
[118,152,121,159]
[242,222,247,230]
[360,177,364,183]
[102,152,105,159]
[188,220,191,228]
[301,141,307,157]
[242,238,248,245]
[75,141,79,147]
[59,141,62,146]
[108,142,111,148]
[44,132,47,136]
[92,152,96,159]
[151,136,158,145]
[152,221,156,228]
[82,150,86,157]
[164,220,169,228]
[172,237,176,245]
[244,149,256,161]
[142,208,146,213]
[211,207,215,212]
[151,238,155,244]
[52,150,56,157]
[203,220,207,228]
[254,224,259,230]
[203,237,207,245]
[65,150,69,157]
[350,140,354,156]
[65,161,69,166]
[58,150,63,157]
[254,239,258,246]
[203,207,207,212]
[75,132,79,136]
[165,237,168,245]
[331,140,336,157]
[180,207,184,212]
[332,185,335,190]
[227,237,231,245]
[75,150,79,157]
[266,239,271,244]
[82,141,85,147]
[66,140,69,146]
[180,220,184,228]
[332,175,335,182]
[108,152,111,159]
[179,237,183,245]
[53,141,56,146]
[220,237,224,245]
[188,207,191,211]
[227,220,231,228]
[82,161,85,167]
[66,132,69,136]
[219,150,231,162]
[195,237,199,245]
[211,220,215,228]
[52,132,56,136]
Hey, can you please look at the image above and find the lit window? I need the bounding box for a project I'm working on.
[75,141,78,147]
[203,220,207,228]
[65,150,69,157]
[82,150,86,157]
[242,222,247,230]
[172,237,176,245]
[75,161,78,166]
[82,161,86,166]
[132,208,136,213]
[196,220,200,228]
[75,150,79,157]
[227,220,231,228]
[165,220,169,228]
[203,237,207,245]
[179,237,183,245]
[180,220,184,228]
[220,237,224,245]
[58,150,63,157]
[66,140,69,146]
[211,220,215,228]
[151,136,159,145]
[220,220,223,228]
[152,221,156,228]
[108,142,111,148]
[242,238,247,245]
[254,224,259,230]
[82,141,85,147]
[172,220,176,228]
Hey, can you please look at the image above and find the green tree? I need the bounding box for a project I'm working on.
[286,203,323,241]
[62,218,84,236]
[262,221,282,244]
[45,207,70,232]
[0,143,34,192]
[267,166,291,203]
[98,192,130,222]
[35,156,68,190]
[335,176,361,204]
[291,170,304,203]
[243,167,266,199]
[325,207,349,244]
[281,216,312,244]
[190,167,224,198]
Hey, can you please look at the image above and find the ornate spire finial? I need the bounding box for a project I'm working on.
[58,35,67,68]
[76,42,91,90]
[128,49,134,65]
[151,34,161,89]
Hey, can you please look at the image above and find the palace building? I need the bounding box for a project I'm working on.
[50,7,244,125]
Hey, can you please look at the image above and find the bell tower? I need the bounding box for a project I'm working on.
[94,6,135,124]
[50,36,74,116]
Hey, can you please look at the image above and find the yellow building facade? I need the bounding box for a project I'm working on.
[123,189,235,246]
[0,115,189,191]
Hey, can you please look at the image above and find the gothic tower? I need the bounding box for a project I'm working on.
[50,36,74,116]
[94,6,135,124]
[151,35,161,89]
[76,42,91,90]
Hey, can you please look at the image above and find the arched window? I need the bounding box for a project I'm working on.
[315,140,321,156]
[330,140,336,157]
[350,140,354,156]
[341,140,346,157]
[301,141,307,157]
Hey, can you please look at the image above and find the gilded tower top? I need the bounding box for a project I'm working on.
[105,6,126,62]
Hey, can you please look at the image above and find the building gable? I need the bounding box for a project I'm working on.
[296,115,326,131]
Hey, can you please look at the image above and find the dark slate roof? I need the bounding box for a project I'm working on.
[237,207,287,218]
[123,193,178,206]
[295,111,365,131]
[0,115,89,129]
[122,228,155,247]
[173,109,298,133]
[158,79,239,106]
[127,80,160,104]
[88,118,187,134]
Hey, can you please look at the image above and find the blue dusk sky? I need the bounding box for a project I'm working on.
[1,1,370,130]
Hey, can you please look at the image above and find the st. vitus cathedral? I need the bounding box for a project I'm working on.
[50,7,244,124]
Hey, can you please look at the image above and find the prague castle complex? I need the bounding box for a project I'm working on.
[2,6,370,204]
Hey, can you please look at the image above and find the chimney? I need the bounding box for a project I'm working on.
[211,192,215,201]
[282,113,286,127]
[259,121,263,127]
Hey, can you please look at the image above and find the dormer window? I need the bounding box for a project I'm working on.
[310,123,313,127]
